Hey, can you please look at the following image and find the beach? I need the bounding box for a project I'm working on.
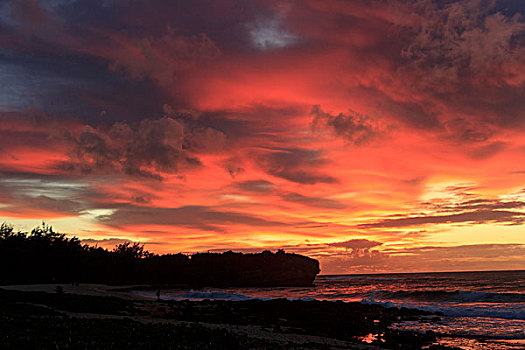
[1,283,446,350]
[2,270,524,349]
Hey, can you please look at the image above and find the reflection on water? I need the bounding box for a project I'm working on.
[149,270,524,350]
[398,316,525,338]
[358,333,384,344]
[437,337,525,350]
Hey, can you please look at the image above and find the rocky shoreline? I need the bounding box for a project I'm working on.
[0,285,459,349]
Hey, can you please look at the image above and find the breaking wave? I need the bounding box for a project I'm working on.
[377,290,525,303]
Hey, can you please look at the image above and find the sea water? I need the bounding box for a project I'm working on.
[136,270,525,350]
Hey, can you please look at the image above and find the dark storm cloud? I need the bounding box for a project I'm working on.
[0,0,297,127]
[0,109,227,180]
[391,0,525,131]
[58,116,228,179]
[0,47,168,120]
[98,205,289,231]
[0,0,229,118]
[257,148,337,184]
[311,105,390,145]
[399,0,525,77]
[105,31,221,87]
[53,0,271,47]
[281,0,525,136]
[2,0,525,136]
[1,0,268,69]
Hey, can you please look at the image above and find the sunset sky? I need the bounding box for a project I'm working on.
[1,0,525,274]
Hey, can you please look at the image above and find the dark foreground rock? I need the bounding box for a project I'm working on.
[0,288,458,349]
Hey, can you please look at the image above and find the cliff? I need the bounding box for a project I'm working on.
[185,250,320,287]
[104,250,320,287]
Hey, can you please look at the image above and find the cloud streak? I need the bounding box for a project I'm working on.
[98,205,290,232]
[257,148,337,185]
[360,210,525,228]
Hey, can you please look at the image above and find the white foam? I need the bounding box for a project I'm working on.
[418,303,525,320]
[366,277,404,281]
[131,289,256,301]
[393,316,525,340]
[359,295,525,320]
[176,290,256,301]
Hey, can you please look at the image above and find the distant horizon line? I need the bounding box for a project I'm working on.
[319,268,525,277]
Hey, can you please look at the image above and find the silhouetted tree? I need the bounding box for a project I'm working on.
[0,223,319,286]
[0,223,15,240]
[113,242,151,259]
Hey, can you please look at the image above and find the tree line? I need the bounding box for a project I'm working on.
[0,223,319,287]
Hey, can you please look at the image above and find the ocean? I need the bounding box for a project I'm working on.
[135,270,525,350]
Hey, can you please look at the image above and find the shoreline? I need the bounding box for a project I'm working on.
[0,283,454,349]
[3,283,523,348]
[318,269,525,278]
[0,283,150,300]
